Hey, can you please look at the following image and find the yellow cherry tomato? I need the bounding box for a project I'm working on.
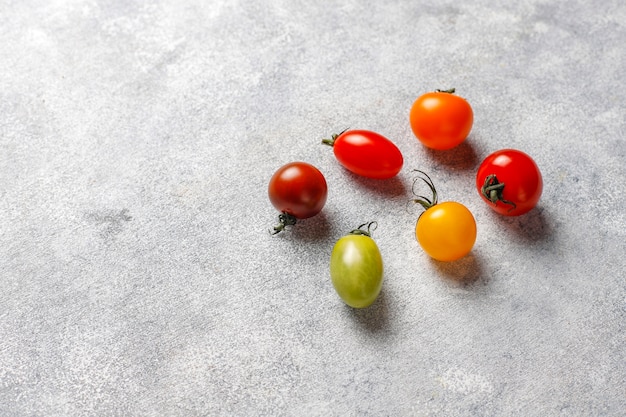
[416,201,476,261]
[411,170,477,262]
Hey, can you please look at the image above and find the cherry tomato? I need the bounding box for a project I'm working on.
[330,222,383,308]
[412,171,476,261]
[476,149,543,216]
[268,162,328,233]
[409,89,473,150]
[322,129,403,179]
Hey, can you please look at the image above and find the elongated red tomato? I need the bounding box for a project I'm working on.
[322,129,403,179]
[476,149,542,216]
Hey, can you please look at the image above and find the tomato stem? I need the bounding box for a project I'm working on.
[349,221,377,237]
[410,170,438,210]
[481,174,517,212]
[271,212,298,235]
[435,88,456,94]
[321,128,350,147]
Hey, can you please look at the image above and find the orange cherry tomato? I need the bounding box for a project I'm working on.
[409,89,473,150]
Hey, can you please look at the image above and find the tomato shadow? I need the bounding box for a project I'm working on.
[341,170,408,199]
[287,210,332,242]
[430,253,487,288]
[274,211,334,243]
[424,139,479,171]
[346,288,391,334]
[489,205,555,244]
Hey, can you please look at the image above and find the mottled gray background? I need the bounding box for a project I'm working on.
[1,0,625,416]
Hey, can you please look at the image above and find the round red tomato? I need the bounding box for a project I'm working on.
[322,129,403,179]
[476,149,543,216]
[268,162,328,233]
[409,89,473,150]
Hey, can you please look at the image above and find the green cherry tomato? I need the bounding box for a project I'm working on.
[330,223,383,308]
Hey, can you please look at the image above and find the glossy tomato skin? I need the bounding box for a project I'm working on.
[268,162,327,219]
[330,130,403,179]
[409,91,473,150]
[416,202,477,262]
[330,234,383,308]
[476,149,543,216]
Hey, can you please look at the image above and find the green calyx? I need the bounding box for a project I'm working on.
[271,212,298,235]
[349,221,377,238]
[481,174,517,212]
[321,127,350,147]
[410,169,438,211]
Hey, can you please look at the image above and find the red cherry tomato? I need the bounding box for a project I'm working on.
[322,129,403,179]
[268,162,328,233]
[476,149,543,216]
[409,89,473,150]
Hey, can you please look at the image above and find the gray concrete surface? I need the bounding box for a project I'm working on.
[1,1,625,416]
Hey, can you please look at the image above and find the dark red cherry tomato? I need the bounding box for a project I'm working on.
[476,149,543,216]
[268,162,328,233]
[322,129,403,179]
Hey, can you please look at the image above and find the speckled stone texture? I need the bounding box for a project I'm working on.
[1,1,625,416]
